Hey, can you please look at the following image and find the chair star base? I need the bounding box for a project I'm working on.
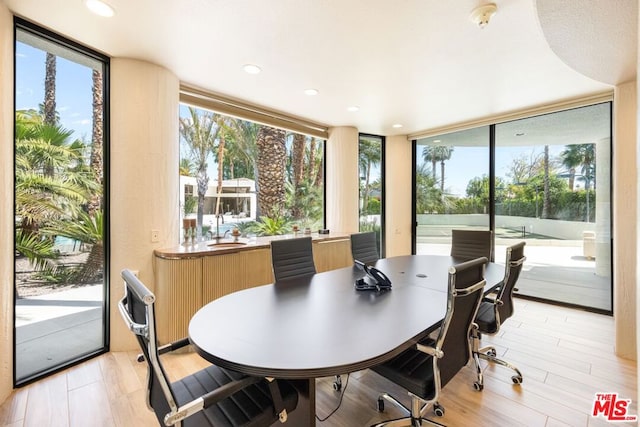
[475,344,523,386]
[370,392,446,427]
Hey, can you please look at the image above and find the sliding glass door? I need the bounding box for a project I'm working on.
[495,103,612,311]
[414,103,612,312]
[14,21,109,384]
[415,127,490,255]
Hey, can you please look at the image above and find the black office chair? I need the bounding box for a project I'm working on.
[270,237,316,282]
[370,257,487,427]
[450,229,493,261]
[118,269,299,427]
[350,231,380,265]
[270,237,350,391]
[471,242,526,391]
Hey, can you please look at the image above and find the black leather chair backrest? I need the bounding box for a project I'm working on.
[270,237,317,282]
[496,242,526,325]
[350,231,379,265]
[437,257,486,388]
[450,229,493,261]
[120,270,176,427]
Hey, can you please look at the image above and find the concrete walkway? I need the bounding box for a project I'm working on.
[15,285,104,381]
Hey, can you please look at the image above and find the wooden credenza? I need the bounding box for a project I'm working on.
[153,234,353,344]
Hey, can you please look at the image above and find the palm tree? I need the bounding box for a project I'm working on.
[542,145,550,218]
[435,146,454,194]
[561,144,595,189]
[421,146,438,181]
[179,158,195,176]
[46,210,104,283]
[15,111,92,268]
[179,107,223,236]
[359,138,381,217]
[415,163,441,214]
[560,143,595,221]
[422,145,454,194]
[229,118,259,179]
[256,125,286,217]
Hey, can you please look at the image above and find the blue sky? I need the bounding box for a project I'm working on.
[15,41,94,142]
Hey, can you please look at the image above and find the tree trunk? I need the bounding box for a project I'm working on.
[542,145,550,218]
[256,126,286,218]
[291,134,306,219]
[196,169,209,238]
[215,136,225,216]
[44,53,56,126]
[44,52,57,178]
[87,69,103,216]
[568,167,575,191]
[77,242,103,283]
[307,138,316,182]
[440,160,445,195]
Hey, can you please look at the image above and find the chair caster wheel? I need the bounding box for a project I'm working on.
[332,376,342,391]
[487,348,497,357]
[512,375,523,385]
[434,403,445,417]
[473,381,484,391]
[377,397,384,412]
[136,354,145,363]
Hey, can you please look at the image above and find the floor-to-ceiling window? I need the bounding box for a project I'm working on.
[414,103,612,313]
[14,20,109,385]
[495,103,612,312]
[358,134,384,256]
[414,127,490,255]
[178,104,324,242]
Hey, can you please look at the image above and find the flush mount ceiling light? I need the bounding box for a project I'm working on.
[85,0,115,17]
[470,3,497,29]
[304,88,319,96]
[243,64,261,74]
[392,124,403,129]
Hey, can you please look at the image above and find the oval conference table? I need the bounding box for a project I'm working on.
[189,255,504,425]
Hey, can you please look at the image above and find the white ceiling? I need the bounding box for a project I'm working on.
[4,0,636,136]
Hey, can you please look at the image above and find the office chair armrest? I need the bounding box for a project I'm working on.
[158,338,190,355]
[416,342,444,359]
[482,295,503,306]
[134,338,191,363]
[164,375,263,426]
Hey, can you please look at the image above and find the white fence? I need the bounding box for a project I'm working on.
[416,214,594,240]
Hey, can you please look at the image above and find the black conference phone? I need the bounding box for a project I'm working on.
[354,259,392,292]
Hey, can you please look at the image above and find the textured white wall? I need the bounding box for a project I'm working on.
[384,135,412,257]
[109,58,179,350]
[325,127,359,234]
[0,0,14,403]
[613,80,637,360]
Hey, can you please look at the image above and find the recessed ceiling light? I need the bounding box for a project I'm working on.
[85,0,115,17]
[304,89,319,96]
[243,64,261,74]
[392,124,403,128]
[347,106,360,112]
[515,132,525,136]
[433,139,441,143]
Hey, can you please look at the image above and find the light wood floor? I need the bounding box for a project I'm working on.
[1,299,636,427]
